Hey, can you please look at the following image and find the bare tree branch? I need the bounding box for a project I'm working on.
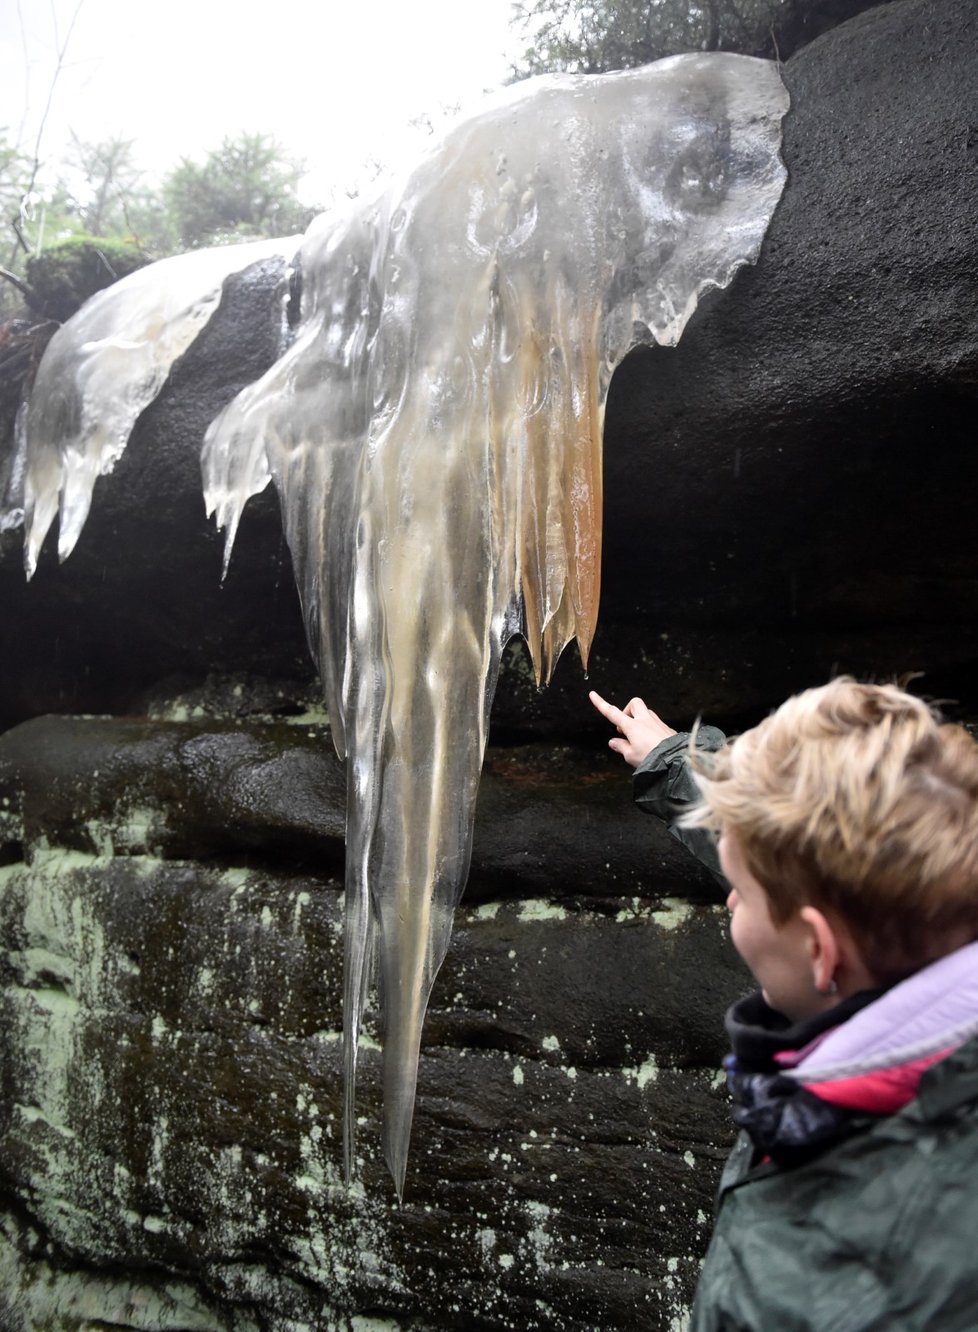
[16,0,86,247]
[0,265,32,299]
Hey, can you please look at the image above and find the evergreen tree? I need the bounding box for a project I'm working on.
[508,0,783,78]
[508,0,900,77]
[163,132,313,249]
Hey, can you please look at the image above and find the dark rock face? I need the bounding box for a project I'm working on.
[0,710,737,1328]
[1,2,977,734]
[601,0,978,704]
[754,0,902,61]
[0,2,974,1327]
[589,0,978,725]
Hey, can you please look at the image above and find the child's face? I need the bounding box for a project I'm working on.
[719,829,821,1021]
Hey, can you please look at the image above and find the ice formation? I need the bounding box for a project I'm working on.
[15,54,788,1197]
[16,235,302,573]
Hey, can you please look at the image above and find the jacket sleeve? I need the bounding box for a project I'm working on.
[632,727,727,884]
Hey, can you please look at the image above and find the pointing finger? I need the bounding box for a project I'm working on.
[589,690,623,724]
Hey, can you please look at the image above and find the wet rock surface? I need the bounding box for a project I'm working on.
[0,1,975,733]
[0,711,719,903]
[0,2,974,1327]
[597,0,978,720]
[0,710,741,1330]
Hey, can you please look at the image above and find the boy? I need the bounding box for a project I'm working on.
[590,679,978,1330]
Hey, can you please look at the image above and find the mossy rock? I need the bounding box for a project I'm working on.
[25,236,150,322]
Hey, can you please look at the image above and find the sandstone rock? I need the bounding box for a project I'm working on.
[0,1,975,731]
[579,0,978,722]
[0,713,720,902]
[0,0,975,735]
[0,3,973,1328]
[0,714,743,1329]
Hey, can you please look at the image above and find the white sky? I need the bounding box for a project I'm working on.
[1,0,526,207]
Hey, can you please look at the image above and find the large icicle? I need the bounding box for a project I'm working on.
[15,54,787,1197]
[202,54,789,1195]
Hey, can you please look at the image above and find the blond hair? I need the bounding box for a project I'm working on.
[687,679,978,984]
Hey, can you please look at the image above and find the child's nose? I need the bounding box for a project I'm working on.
[725,888,739,912]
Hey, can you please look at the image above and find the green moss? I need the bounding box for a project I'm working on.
[25,236,150,322]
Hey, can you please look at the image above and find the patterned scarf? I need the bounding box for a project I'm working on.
[724,941,978,1165]
[724,990,882,1164]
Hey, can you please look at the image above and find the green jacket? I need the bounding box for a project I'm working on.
[634,733,978,1330]
[632,727,727,884]
[690,1032,978,1331]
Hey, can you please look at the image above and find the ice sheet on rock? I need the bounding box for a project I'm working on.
[20,235,302,577]
[203,54,789,1196]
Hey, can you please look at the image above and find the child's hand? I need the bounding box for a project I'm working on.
[589,690,678,768]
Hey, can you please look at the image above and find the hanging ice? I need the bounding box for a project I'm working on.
[16,235,302,575]
[17,53,788,1197]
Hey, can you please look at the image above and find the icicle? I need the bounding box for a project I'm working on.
[18,53,789,1196]
[204,53,789,1194]
[20,235,301,577]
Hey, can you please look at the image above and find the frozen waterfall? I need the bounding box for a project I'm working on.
[13,53,788,1197]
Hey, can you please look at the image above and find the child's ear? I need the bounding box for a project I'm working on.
[799,906,841,996]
